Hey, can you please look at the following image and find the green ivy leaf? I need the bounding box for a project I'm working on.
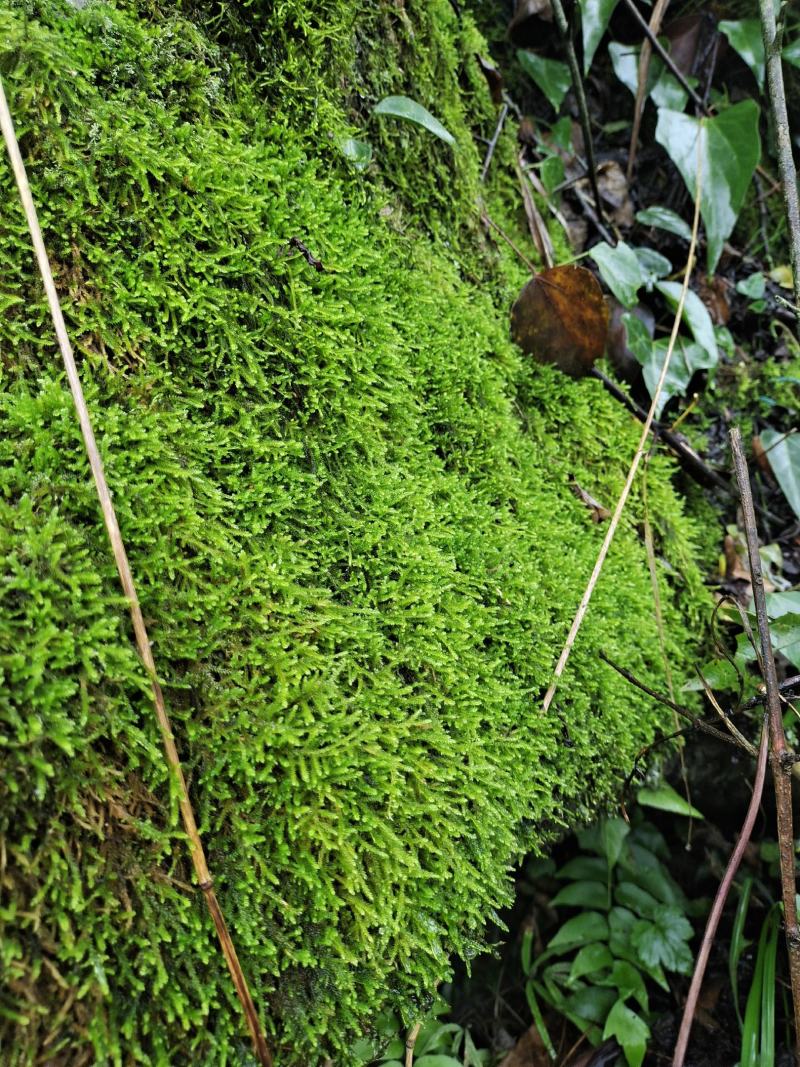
[719,20,765,89]
[580,0,621,74]
[625,317,715,417]
[609,41,689,112]
[761,430,800,521]
[636,205,692,241]
[784,37,800,68]
[603,999,650,1067]
[638,784,704,819]
[633,246,672,289]
[517,50,572,111]
[590,241,645,307]
[655,101,761,273]
[654,281,718,362]
[736,271,766,299]
[373,96,455,145]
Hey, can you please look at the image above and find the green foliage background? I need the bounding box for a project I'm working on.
[0,0,707,1062]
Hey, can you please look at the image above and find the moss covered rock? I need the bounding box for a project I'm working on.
[0,1,707,1062]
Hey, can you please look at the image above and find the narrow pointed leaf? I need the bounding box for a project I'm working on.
[373,96,455,145]
[580,0,620,74]
[655,102,761,273]
[719,20,765,89]
[760,430,800,520]
[636,205,692,241]
[517,50,572,111]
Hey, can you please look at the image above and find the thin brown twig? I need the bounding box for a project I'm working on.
[0,74,273,1067]
[549,0,605,227]
[599,653,750,751]
[481,101,509,182]
[480,206,538,273]
[627,0,672,180]
[731,426,800,1058]
[542,145,702,713]
[620,0,704,110]
[759,0,800,310]
[672,716,769,1067]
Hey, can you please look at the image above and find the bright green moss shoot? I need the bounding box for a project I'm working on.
[0,1,708,1062]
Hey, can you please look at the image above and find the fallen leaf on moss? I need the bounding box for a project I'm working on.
[570,479,611,522]
[476,54,504,105]
[511,265,608,378]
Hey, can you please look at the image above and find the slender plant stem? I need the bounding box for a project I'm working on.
[481,101,509,182]
[627,0,672,180]
[759,0,800,310]
[0,74,272,1067]
[672,717,769,1067]
[542,149,702,713]
[549,0,605,227]
[405,1022,422,1067]
[731,427,800,1059]
[621,0,705,110]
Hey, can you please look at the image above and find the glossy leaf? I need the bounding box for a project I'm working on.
[760,430,800,520]
[636,205,692,241]
[339,136,373,170]
[609,41,689,112]
[784,37,800,68]
[565,985,618,1025]
[415,1058,465,1067]
[631,905,693,974]
[551,880,610,909]
[637,783,704,819]
[625,314,715,417]
[602,960,649,1012]
[655,281,718,362]
[730,877,753,1029]
[569,943,614,983]
[618,844,685,908]
[590,241,645,308]
[655,102,761,273]
[580,0,620,74]
[555,856,609,881]
[633,246,672,289]
[518,50,572,111]
[600,817,631,871]
[511,265,609,378]
[373,96,455,145]
[548,911,609,949]
[603,999,650,1067]
[719,20,765,89]
[615,881,660,919]
[736,271,766,299]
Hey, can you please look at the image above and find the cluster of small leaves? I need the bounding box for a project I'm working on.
[354,999,489,1067]
[0,1,710,1063]
[525,818,697,1067]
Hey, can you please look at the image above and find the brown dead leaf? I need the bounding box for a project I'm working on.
[752,435,776,483]
[498,1023,551,1067]
[570,479,610,521]
[697,275,731,325]
[664,14,704,75]
[476,53,504,105]
[578,161,634,228]
[724,533,751,583]
[511,265,609,377]
[508,0,553,47]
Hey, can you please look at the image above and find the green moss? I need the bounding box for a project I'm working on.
[0,1,708,1062]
